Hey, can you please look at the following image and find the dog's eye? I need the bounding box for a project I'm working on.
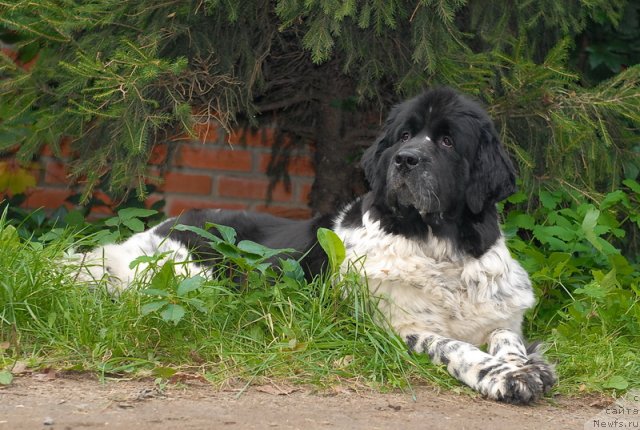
[400,132,411,142]
[440,136,453,148]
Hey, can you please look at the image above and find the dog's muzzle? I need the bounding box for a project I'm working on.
[386,145,440,215]
[393,148,423,173]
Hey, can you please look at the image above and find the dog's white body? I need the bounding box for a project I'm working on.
[73,225,204,289]
[335,205,534,346]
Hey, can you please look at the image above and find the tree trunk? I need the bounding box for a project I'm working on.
[309,83,359,215]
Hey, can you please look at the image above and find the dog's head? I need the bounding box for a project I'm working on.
[360,88,516,253]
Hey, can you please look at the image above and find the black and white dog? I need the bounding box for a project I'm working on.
[77,87,556,404]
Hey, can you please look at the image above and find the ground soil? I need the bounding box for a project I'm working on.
[0,373,613,430]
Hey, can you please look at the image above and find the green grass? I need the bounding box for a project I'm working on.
[1,195,639,397]
[0,215,453,392]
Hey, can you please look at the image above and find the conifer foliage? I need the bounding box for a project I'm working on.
[0,1,638,210]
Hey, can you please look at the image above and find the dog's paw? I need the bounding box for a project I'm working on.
[524,347,557,395]
[492,366,545,404]
[480,360,555,405]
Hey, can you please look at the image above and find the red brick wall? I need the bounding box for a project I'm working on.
[15,122,315,219]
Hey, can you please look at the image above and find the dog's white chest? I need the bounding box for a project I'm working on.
[335,212,535,345]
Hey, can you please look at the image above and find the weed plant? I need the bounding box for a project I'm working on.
[1,182,639,395]
[0,208,451,391]
[502,179,640,393]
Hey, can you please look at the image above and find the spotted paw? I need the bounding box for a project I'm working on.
[493,366,546,404]
[524,350,557,395]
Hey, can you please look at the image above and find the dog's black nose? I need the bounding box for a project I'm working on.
[394,150,421,171]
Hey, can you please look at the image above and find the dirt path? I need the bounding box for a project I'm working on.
[0,373,615,430]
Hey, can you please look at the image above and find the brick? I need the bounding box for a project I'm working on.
[1,47,39,71]
[227,128,275,147]
[149,144,168,165]
[145,168,163,187]
[23,188,72,209]
[227,130,242,145]
[299,182,313,204]
[192,121,220,143]
[82,192,114,219]
[218,176,292,202]
[167,198,246,217]
[88,205,113,217]
[254,205,312,220]
[20,53,39,72]
[162,172,212,195]
[258,154,315,177]
[41,136,73,157]
[144,193,166,210]
[176,145,252,171]
[1,48,18,62]
[91,190,113,206]
[290,156,315,177]
[44,160,69,184]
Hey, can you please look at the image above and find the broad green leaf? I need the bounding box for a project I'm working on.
[129,252,170,269]
[317,228,346,273]
[623,179,640,195]
[161,304,186,325]
[539,190,560,210]
[122,217,145,232]
[185,297,207,313]
[117,207,157,220]
[177,275,204,297]
[593,268,619,290]
[508,213,536,230]
[64,210,86,226]
[603,375,629,390]
[205,223,237,244]
[174,224,221,243]
[581,207,602,252]
[547,211,573,228]
[153,366,177,379]
[574,269,617,299]
[547,253,571,278]
[280,258,305,282]
[532,226,575,247]
[255,262,272,274]
[211,242,242,259]
[595,238,621,256]
[0,225,20,247]
[574,281,609,299]
[237,240,293,259]
[104,216,120,227]
[141,300,167,315]
[609,254,635,276]
[0,370,13,385]
[237,240,273,259]
[140,288,170,297]
[506,190,527,204]
[600,190,628,210]
[150,262,175,291]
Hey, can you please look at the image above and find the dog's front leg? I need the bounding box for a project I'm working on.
[404,331,548,404]
[487,328,556,396]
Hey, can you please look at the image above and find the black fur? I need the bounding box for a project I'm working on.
[154,209,333,280]
[359,87,516,257]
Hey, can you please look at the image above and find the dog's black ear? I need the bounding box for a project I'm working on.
[361,103,403,190]
[360,135,385,190]
[465,124,517,214]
